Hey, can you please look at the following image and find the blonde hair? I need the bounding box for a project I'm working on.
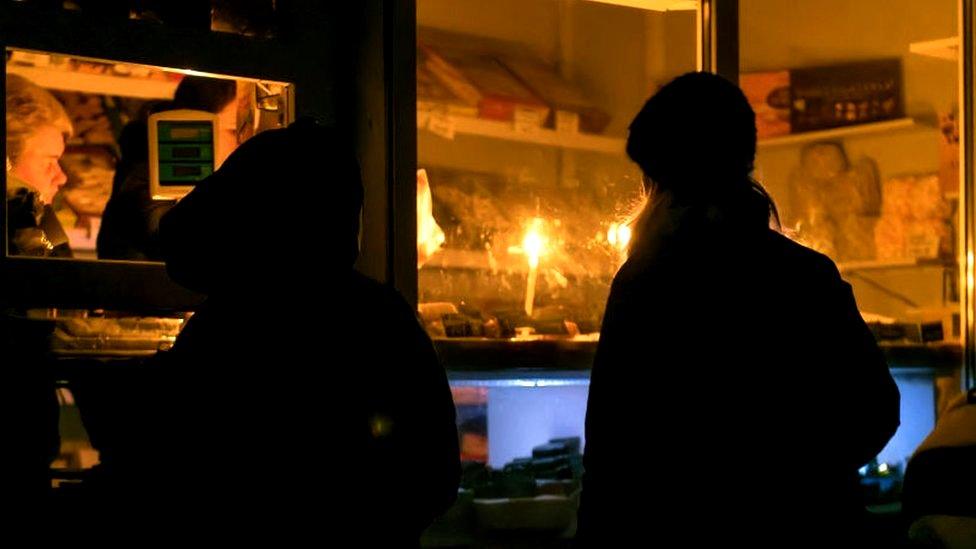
[5,73,73,163]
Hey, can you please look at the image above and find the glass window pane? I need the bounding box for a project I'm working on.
[739,0,962,494]
[5,48,292,261]
[416,0,698,347]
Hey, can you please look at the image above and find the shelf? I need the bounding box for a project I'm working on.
[837,258,921,272]
[434,339,961,372]
[584,0,697,11]
[880,342,962,372]
[419,112,626,155]
[434,339,597,371]
[421,115,922,154]
[909,37,959,61]
[758,118,918,148]
[448,368,591,387]
[7,64,178,100]
[837,258,952,272]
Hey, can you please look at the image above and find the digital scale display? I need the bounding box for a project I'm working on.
[157,120,214,187]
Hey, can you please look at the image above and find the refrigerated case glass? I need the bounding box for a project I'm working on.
[739,0,964,487]
[416,0,699,348]
[416,2,702,540]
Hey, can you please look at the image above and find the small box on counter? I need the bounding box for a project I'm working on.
[790,58,903,133]
[740,71,791,138]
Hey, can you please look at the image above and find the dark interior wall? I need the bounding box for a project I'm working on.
[334,0,418,302]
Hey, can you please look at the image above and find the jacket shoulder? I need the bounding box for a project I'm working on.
[349,271,419,320]
[765,231,843,282]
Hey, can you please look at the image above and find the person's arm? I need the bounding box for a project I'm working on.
[577,267,645,542]
[395,292,461,532]
[818,260,900,469]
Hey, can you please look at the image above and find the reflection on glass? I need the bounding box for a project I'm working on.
[4,48,291,261]
[740,1,960,346]
[739,0,962,476]
[415,0,698,342]
[5,73,73,258]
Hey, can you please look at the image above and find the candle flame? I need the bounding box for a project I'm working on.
[523,218,546,269]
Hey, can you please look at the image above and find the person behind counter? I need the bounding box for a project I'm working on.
[83,118,460,543]
[96,76,238,261]
[576,73,900,546]
[5,73,74,257]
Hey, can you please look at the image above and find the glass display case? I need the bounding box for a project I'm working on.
[740,0,965,478]
[4,47,292,262]
[414,0,704,542]
[413,0,975,542]
[415,0,699,356]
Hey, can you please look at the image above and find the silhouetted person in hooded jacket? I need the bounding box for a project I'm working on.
[576,73,899,546]
[79,119,459,545]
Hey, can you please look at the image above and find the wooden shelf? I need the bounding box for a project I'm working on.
[7,64,178,100]
[419,112,626,155]
[909,37,959,61]
[759,118,919,148]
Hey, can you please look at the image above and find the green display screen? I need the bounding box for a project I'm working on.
[157,120,214,186]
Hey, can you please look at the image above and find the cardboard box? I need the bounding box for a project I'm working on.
[791,59,903,132]
[740,71,791,138]
[501,58,610,134]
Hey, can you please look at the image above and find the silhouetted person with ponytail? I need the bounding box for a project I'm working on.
[577,72,899,546]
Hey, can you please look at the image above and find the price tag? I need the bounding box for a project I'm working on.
[514,106,545,134]
[428,111,456,140]
[555,110,580,133]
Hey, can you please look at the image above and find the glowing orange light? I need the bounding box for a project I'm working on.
[607,222,632,251]
[417,169,445,267]
[521,218,547,316]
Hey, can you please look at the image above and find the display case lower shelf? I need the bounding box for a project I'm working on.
[435,339,961,372]
[436,338,597,371]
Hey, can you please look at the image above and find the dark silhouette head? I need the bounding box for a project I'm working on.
[628,72,757,197]
[159,117,363,295]
[172,76,237,114]
[625,72,778,254]
[113,77,237,168]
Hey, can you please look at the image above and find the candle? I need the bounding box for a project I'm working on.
[523,218,544,317]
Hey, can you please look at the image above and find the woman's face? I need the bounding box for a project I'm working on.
[11,124,67,205]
